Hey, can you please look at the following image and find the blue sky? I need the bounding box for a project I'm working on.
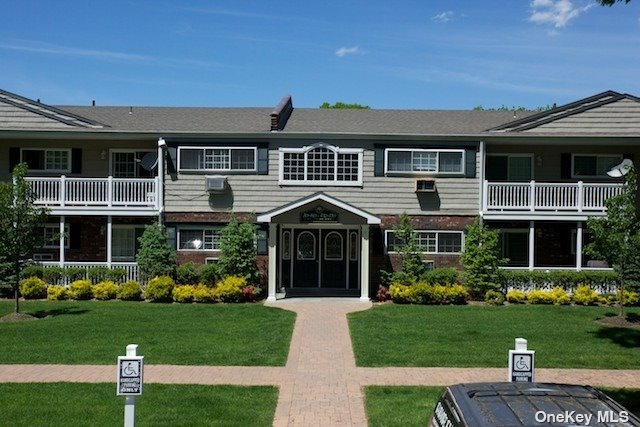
[1,0,639,109]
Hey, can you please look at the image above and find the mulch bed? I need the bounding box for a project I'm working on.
[597,314,640,330]
[0,313,37,323]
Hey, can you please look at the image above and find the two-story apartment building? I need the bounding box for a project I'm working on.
[1,88,638,301]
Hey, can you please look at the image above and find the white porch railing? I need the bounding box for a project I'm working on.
[26,176,159,209]
[483,181,623,213]
[40,261,140,283]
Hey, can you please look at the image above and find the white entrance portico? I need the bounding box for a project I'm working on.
[257,193,380,302]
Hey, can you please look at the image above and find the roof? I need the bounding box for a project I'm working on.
[490,90,640,136]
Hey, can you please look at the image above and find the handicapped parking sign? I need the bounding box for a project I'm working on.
[509,351,535,382]
[117,356,144,395]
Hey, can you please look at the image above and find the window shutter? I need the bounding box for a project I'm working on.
[71,148,82,174]
[166,146,177,175]
[465,148,477,178]
[9,147,20,171]
[374,147,384,176]
[257,147,269,175]
[560,153,571,180]
[70,223,82,250]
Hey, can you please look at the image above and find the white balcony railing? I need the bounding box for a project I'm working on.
[483,181,623,213]
[26,176,160,210]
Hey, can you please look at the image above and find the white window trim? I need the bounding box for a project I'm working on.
[21,148,72,173]
[109,149,155,177]
[278,142,364,186]
[41,224,70,249]
[571,153,622,179]
[177,227,223,252]
[384,229,465,254]
[486,153,534,180]
[177,146,258,173]
[384,148,465,176]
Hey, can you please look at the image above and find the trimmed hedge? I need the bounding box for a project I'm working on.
[19,277,47,299]
[144,276,175,303]
[501,270,619,291]
[388,283,468,305]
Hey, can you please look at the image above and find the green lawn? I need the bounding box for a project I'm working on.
[0,383,278,426]
[0,300,295,365]
[349,304,640,368]
[364,386,640,427]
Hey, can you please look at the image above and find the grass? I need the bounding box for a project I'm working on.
[0,300,295,365]
[0,382,278,426]
[364,386,640,427]
[349,304,640,368]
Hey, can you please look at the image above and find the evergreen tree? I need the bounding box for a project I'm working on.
[136,223,176,281]
[460,218,507,298]
[393,212,425,281]
[217,215,260,284]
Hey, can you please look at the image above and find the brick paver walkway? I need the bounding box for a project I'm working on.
[2,297,640,426]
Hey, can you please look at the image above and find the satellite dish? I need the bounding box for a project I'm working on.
[606,158,634,178]
[139,152,158,171]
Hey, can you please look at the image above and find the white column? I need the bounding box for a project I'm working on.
[59,216,65,268]
[267,223,277,302]
[156,138,165,217]
[478,140,485,219]
[360,224,370,301]
[528,221,535,271]
[107,216,113,268]
[576,221,583,271]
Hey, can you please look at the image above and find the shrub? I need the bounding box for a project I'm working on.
[461,219,506,298]
[421,268,460,286]
[388,283,412,304]
[388,282,468,305]
[144,276,175,302]
[549,287,571,305]
[43,267,65,285]
[217,217,260,284]
[213,275,246,303]
[47,285,67,300]
[107,268,127,283]
[484,290,505,305]
[117,281,143,301]
[617,289,639,306]
[199,263,220,286]
[88,266,111,284]
[92,280,119,300]
[242,285,259,302]
[506,289,526,304]
[19,277,47,299]
[432,284,469,305]
[65,267,86,282]
[573,285,599,306]
[526,289,554,305]
[173,285,195,303]
[176,262,201,285]
[376,285,390,302]
[137,223,176,281]
[193,284,215,303]
[67,280,93,300]
[22,265,44,279]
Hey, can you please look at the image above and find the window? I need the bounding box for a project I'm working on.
[178,147,257,172]
[486,154,533,181]
[572,154,621,178]
[21,149,71,172]
[385,230,464,254]
[279,143,363,186]
[178,228,222,251]
[282,231,291,260]
[111,151,155,178]
[324,232,343,260]
[349,231,358,261]
[297,232,316,260]
[112,226,144,261]
[39,224,70,248]
[385,149,464,175]
[500,230,529,267]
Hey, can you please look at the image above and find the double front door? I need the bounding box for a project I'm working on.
[281,228,359,289]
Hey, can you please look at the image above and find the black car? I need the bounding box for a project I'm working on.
[429,382,640,426]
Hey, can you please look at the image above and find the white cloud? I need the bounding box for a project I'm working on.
[432,11,454,23]
[529,0,593,28]
[335,46,360,58]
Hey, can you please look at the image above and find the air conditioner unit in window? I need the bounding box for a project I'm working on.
[205,176,228,193]
[415,179,436,193]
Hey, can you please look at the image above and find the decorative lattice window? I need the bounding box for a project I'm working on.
[279,143,363,186]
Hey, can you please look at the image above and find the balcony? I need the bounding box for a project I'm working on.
[482,180,623,219]
[26,176,161,216]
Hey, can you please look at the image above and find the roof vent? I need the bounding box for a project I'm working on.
[270,94,293,131]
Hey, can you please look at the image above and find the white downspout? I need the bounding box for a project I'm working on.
[478,140,485,225]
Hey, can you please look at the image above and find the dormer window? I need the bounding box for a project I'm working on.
[279,143,363,186]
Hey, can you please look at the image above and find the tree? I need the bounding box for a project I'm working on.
[585,169,640,316]
[0,163,48,314]
[597,0,631,5]
[392,212,426,281]
[319,102,370,109]
[217,215,260,284]
[136,223,176,281]
[460,218,507,298]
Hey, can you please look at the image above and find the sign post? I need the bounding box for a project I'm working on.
[508,338,535,382]
[117,344,144,427]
